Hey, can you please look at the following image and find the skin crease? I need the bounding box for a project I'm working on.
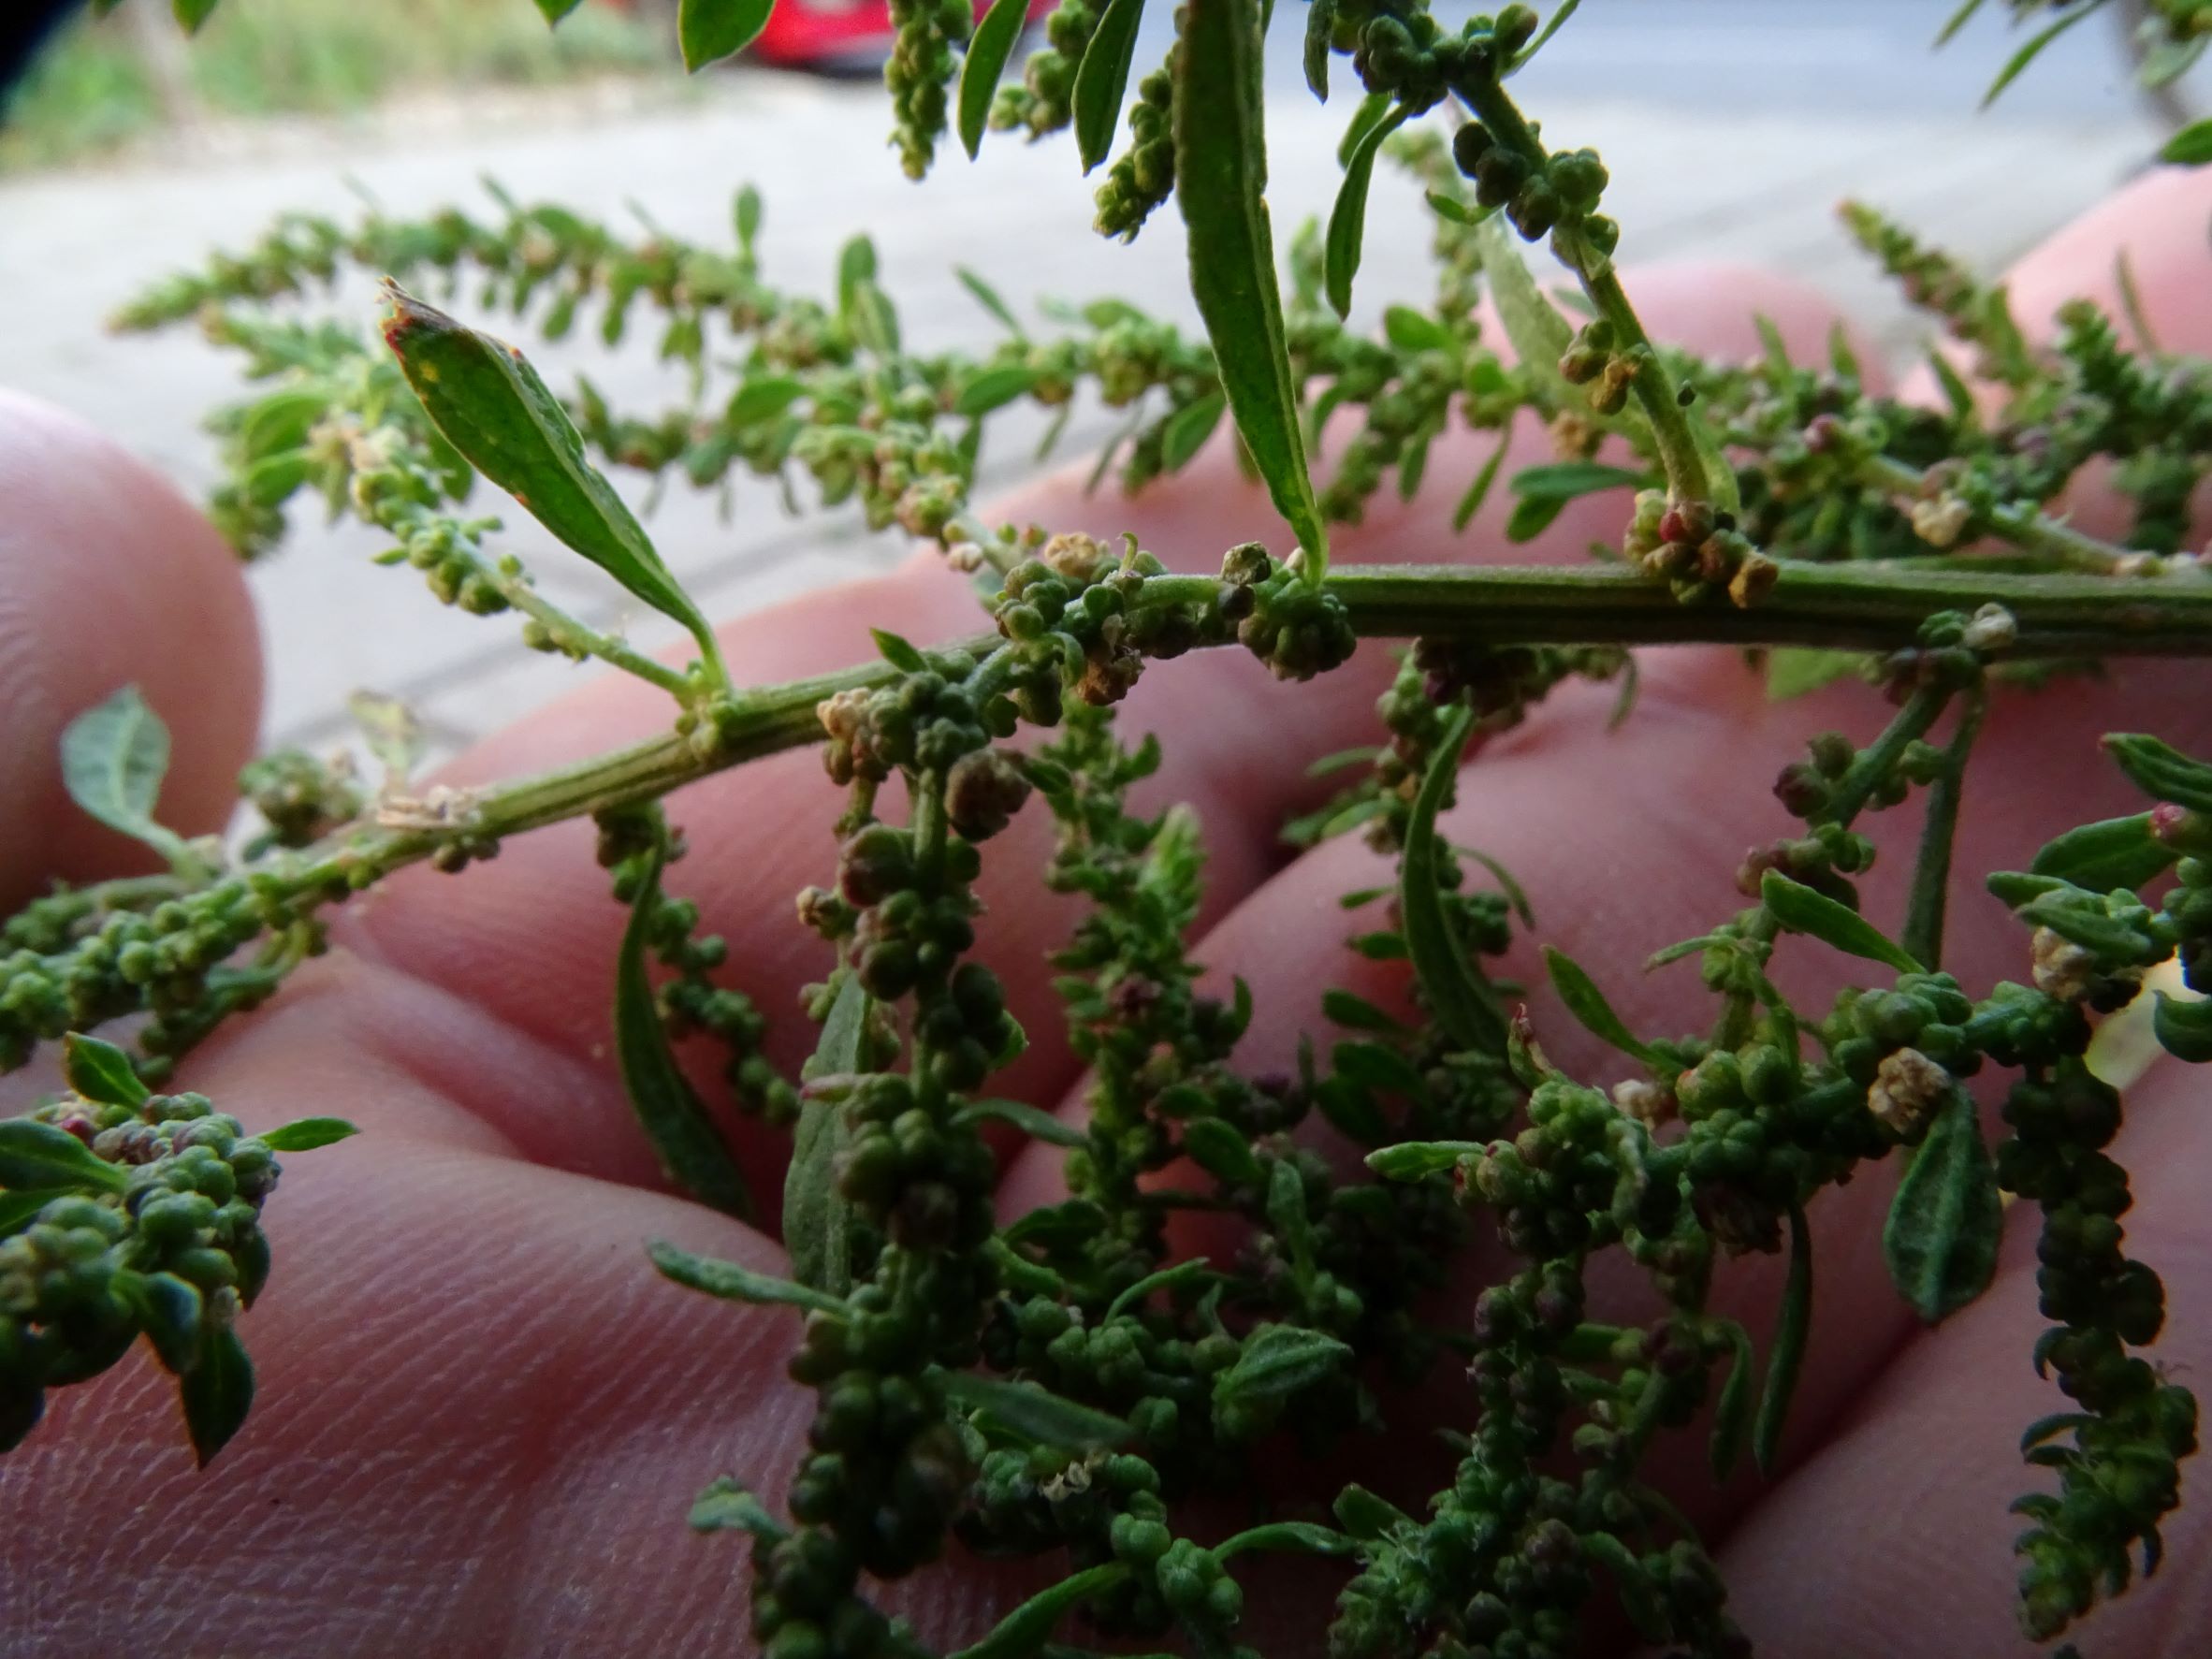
[3,168,2212,1657]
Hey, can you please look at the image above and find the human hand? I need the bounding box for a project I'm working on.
[3,166,2210,1656]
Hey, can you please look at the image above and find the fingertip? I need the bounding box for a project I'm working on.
[0,391,262,906]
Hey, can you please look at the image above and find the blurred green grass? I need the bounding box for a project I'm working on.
[1,0,671,172]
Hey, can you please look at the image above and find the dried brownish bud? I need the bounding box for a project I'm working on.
[2031,926,2099,1002]
[1867,1047,1951,1138]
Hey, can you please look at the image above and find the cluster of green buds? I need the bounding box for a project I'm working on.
[990,0,1101,140]
[4,1036,352,1461]
[1622,491,1778,607]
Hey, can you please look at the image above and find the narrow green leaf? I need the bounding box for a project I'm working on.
[1709,1318,1755,1481]
[648,1238,850,1318]
[1753,312,1794,377]
[689,1477,790,1540]
[940,1373,1134,1449]
[2152,991,2212,1063]
[1364,1140,1481,1182]
[1402,706,1508,1055]
[2105,734,2212,812]
[1934,0,1986,47]
[1321,988,1405,1033]
[1382,304,1454,354]
[1475,219,1573,400]
[1759,870,1924,975]
[0,1119,126,1194]
[0,1189,65,1239]
[1302,0,1335,98]
[960,0,1033,158]
[734,184,764,256]
[954,365,1040,418]
[1324,107,1408,318]
[380,284,720,669]
[679,0,776,70]
[173,0,220,32]
[1827,320,1863,383]
[615,839,754,1220]
[957,267,1026,337]
[1451,430,1512,532]
[1927,350,1977,421]
[1541,947,1657,1064]
[948,1564,1130,1659]
[1215,1323,1351,1404]
[1334,1483,1412,1540]
[1159,391,1228,472]
[1074,0,1148,173]
[1215,1521,1360,1560]
[870,631,928,675]
[180,1326,254,1467]
[1883,1090,2002,1323]
[534,0,588,19]
[1398,424,1433,501]
[727,374,807,425]
[1176,0,1328,575]
[1509,460,1648,502]
[2160,118,2212,167]
[1182,1116,1261,1186]
[786,973,870,1295]
[1509,0,1582,69]
[1580,1531,1668,1642]
[1982,2,2103,109]
[257,1117,359,1153]
[953,1098,1085,1147]
[2029,813,2176,892]
[63,1033,148,1110]
[1753,1203,1812,1476]
[1107,1257,1215,1320]
[60,687,192,865]
[1765,648,1864,701]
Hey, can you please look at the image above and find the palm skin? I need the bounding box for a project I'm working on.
[4,168,2212,1658]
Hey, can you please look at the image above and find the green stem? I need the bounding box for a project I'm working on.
[1901,688,1986,971]
[475,560,700,700]
[1820,684,1952,827]
[1855,454,2130,575]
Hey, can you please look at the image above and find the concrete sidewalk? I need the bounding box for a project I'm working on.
[0,67,2162,759]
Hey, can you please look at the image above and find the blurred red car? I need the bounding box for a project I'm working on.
[749,0,1055,73]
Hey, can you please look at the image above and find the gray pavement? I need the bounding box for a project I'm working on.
[0,19,2174,763]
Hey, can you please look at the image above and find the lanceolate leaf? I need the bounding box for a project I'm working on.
[648,1239,851,1317]
[60,687,194,866]
[0,1119,127,1194]
[2161,118,2212,167]
[1159,391,1228,472]
[1766,648,1864,702]
[1324,106,1408,317]
[1541,947,1658,1064]
[1215,1521,1361,1559]
[379,284,721,671]
[2105,734,2212,813]
[1215,1323,1351,1404]
[951,1098,1086,1147]
[786,973,871,1294]
[947,1564,1130,1659]
[940,1372,1134,1449]
[1475,219,1573,402]
[1982,2,2101,108]
[257,1117,359,1154]
[180,1326,254,1467]
[1883,1090,2002,1324]
[1759,870,1924,975]
[2029,813,2176,893]
[956,266,1026,337]
[1176,0,1329,575]
[63,1032,149,1110]
[1303,0,1336,99]
[1753,1202,1812,1476]
[615,838,754,1220]
[1402,706,1508,1055]
[1073,0,1148,174]
[679,0,777,71]
[960,0,1032,159]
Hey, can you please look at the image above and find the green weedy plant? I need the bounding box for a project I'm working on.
[9,0,2212,1652]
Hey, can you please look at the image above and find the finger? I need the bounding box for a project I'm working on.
[1709,1060,2212,1657]
[0,391,262,910]
[341,266,1872,1215]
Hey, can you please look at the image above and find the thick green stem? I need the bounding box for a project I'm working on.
[1901,689,1986,971]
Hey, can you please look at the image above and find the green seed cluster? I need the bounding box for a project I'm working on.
[990,0,1102,140]
[238,749,366,851]
[885,0,972,180]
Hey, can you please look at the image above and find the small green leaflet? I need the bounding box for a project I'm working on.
[1333,1483,1412,1540]
[735,184,764,257]
[786,973,869,1294]
[679,0,777,71]
[689,1477,790,1541]
[951,1098,1085,1148]
[63,1032,148,1109]
[173,0,220,31]
[1765,648,1864,702]
[1324,106,1409,317]
[181,1326,255,1467]
[1982,2,2102,108]
[1214,1521,1360,1560]
[2029,813,2177,893]
[1159,392,1228,472]
[955,365,1040,417]
[615,837,754,1220]
[60,687,196,869]
[648,1238,851,1318]
[947,1563,1130,1659]
[1451,428,1512,532]
[960,0,1032,159]
[1382,305,1453,354]
[1753,1202,1812,1476]
[0,1119,126,1195]
[871,629,929,674]
[258,1117,360,1154]
[533,0,588,21]
[1474,218,1574,404]
[1303,0,1335,98]
[1883,1090,2002,1324]
[1541,947,1657,1064]
[727,374,807,426]
[2105,734,2212,812]
[1503,460,1648,544]
[1934,0,1985,48]
[1182,1116,1261,1186]
[1214,1323,1351,1404]
[379,284,723,676]
[2153,991,2212,1063]
[124,1271,204,1375]
[956,267,1026,337]
[1401,706,1508,1055]
[1073,0,1148,174]
[1175,0,1330,576]
[940,1372,1134,1449]
[1106,1257,1214,1320]
[1759,870,1923,975]
[0,1190,65,1239]
[1365,1140,1482,1182]
[2161,118,2212,167]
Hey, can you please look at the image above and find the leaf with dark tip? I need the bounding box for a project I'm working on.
[1883,1090,2002,1323]
[533,0,587,20]
[1753,1203,1812,1476]
[1073,0,1147,173]
[1402,706,1507,1055]
[960,0,1031,158]
[63,1033,148,1110]
[940,1372,1133,1449]
[180,1326,254,1467]
[1324,106,1407,317]
[1176,0,1328,574]
[615,839,754,1220]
